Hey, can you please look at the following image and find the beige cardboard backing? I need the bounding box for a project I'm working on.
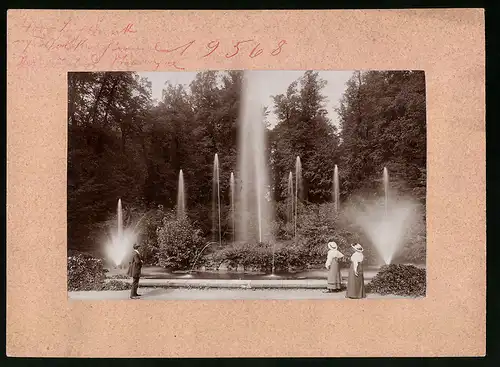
[6,9,485,357]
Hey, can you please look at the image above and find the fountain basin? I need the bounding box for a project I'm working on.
[106,265,410,281]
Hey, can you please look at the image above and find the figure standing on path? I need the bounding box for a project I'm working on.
[127,243,143,299]
[324,241,344,293]
[346,243,366,299]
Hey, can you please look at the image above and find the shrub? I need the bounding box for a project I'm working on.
[108,273,129,279]
[204,242,313,272]
[101,280,131,291]
[67,252,107,291]
[366,264,426,297]
[156,212,205,270]
[132,205,170,265]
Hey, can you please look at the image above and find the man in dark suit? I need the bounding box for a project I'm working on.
[127,243,143,299]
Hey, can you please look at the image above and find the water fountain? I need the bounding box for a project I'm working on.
[288,171,294,224]
[383,166,389,216]
[333,164,340,214]
[230,172,235,243]
[346,166,417,266]
[236,71,273,243]
[117,198,123,245]
[294,156,302,242]
[177,169,186,220]
[213,154,222,245]
[104,199,140,268]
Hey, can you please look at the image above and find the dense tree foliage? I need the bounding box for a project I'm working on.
[337,71,426,200]
[68,70,426,265]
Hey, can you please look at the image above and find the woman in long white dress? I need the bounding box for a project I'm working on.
[346,243,366,299]
[324,241,344,292]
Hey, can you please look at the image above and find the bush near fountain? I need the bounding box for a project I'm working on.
[68,252,131,291]
[67,252,107,291]
[156,213,205,270]
[203,242,306,272]
[366,264,426,297]
[101,280,131,291]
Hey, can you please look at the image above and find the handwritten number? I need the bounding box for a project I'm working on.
[271,40,287,56]
[155,40,195,56]
[203,40,219,58]
[225,40,253,58]
[249,43,263,58]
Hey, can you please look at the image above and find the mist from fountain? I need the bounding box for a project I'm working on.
[236,71,273,243]
[104,199,140,267]
[344,167,418,265]
[177,169,186,220]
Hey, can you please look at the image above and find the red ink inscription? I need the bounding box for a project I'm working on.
[86,17,105,36]
[225,40,254,58]
[13,16,289,70]
[91,42,112,65]
[154,40,195,56]
[249,43,263,58]
[202,40,219,58]
[169,61,185,70]
[122,23,137,34]
[59,18,72,33]
[17,55,36,68]
[271,40,287,56]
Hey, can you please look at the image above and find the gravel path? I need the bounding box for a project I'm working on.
[68,287,420,300]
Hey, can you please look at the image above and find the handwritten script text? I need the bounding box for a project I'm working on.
[10,16,288,70]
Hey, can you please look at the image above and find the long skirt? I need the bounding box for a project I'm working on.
[327,258,342,290]
[346,262,366,299]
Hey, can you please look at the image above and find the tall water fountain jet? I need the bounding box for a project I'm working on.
[177,169,186,220]
[104,199,140,267]
[237,71,273,243]
[117,198,123,244]
[333,164,340,214]
[230,172,235,243]
[383,167,389,216]
[212,154,222,245]
[294,156,302,242]
[287,171,294,223]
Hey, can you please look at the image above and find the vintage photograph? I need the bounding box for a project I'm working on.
[67,70,426,300]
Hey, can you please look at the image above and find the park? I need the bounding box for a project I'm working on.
[67,70,427,300]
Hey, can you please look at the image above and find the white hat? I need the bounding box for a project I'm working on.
[351,243,364,252]
[327,241,338,250]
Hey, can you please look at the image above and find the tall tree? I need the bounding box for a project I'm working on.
[270,71,341,203]
[337,70,426,201]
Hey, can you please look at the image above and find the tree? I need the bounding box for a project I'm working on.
[67,72,152,251]
[270,71,341,203]
[337,71,426,202]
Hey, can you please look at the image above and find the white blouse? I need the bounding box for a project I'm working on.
[350,251,364,263]
[325,249,344,267]
[350,251,364,272]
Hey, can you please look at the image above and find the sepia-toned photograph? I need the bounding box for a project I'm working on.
[67,69,426,300]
